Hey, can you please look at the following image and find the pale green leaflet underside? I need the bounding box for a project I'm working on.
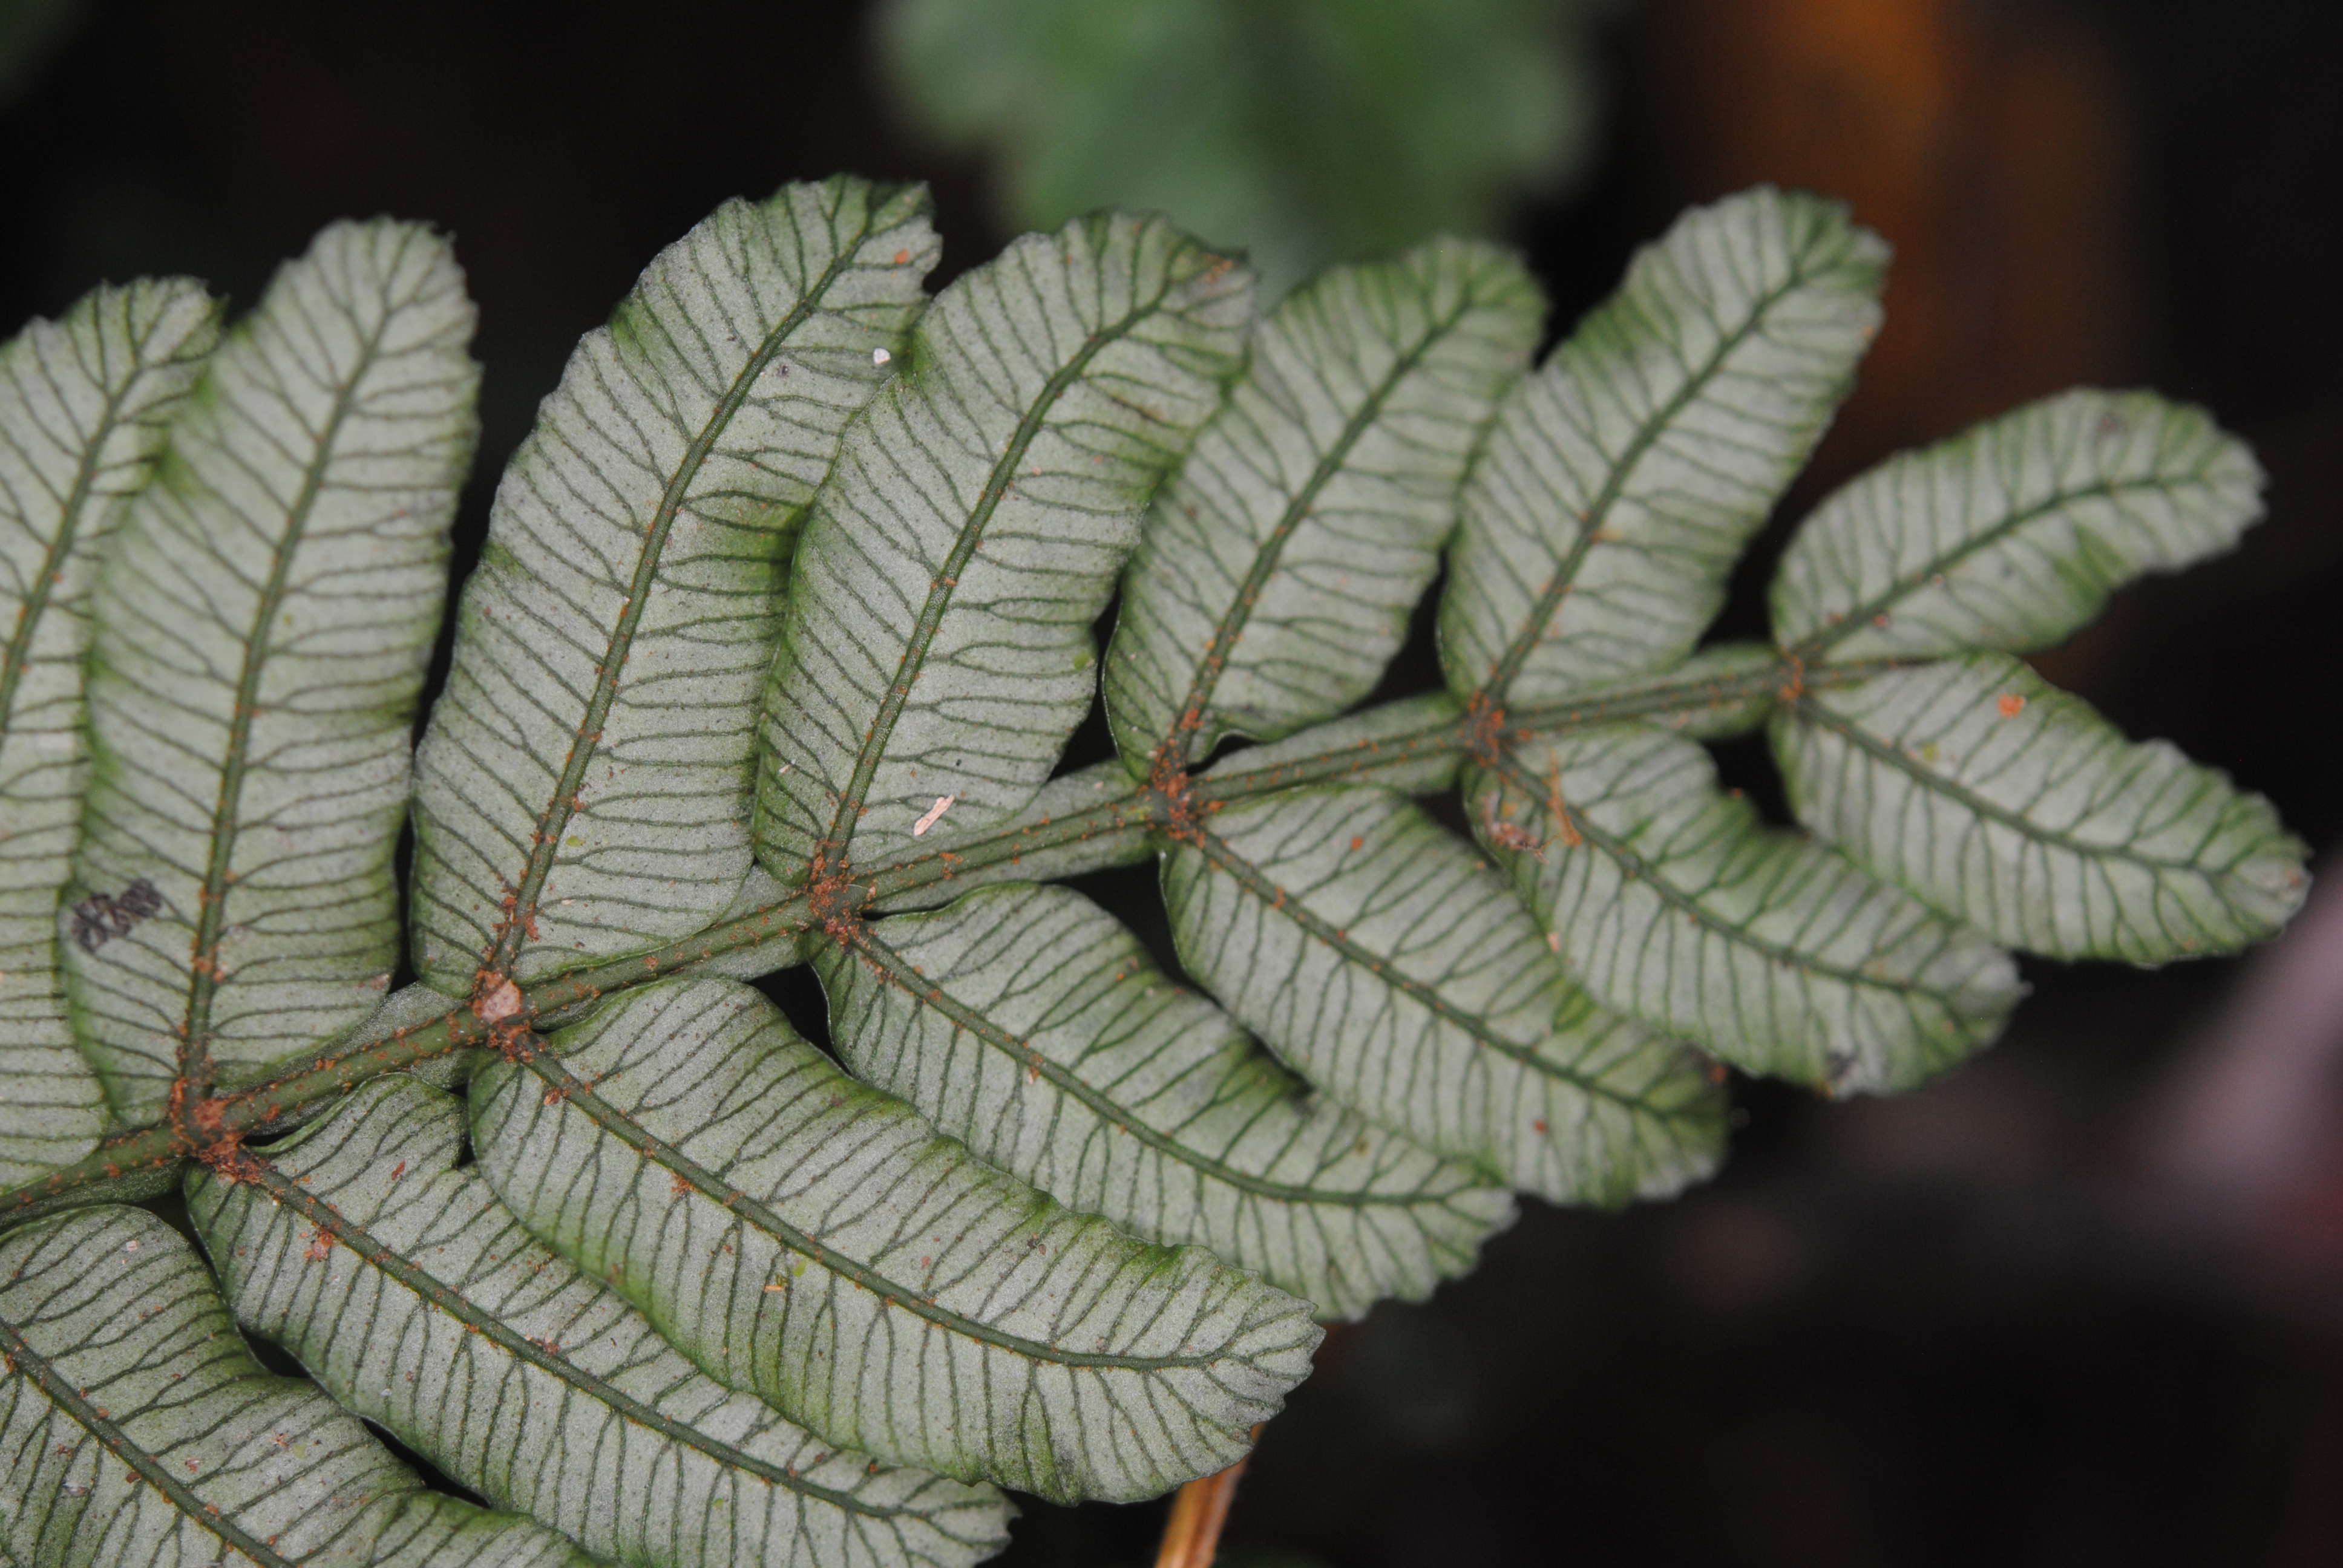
[188,1077,1010,1568]
[863,760,1155,912]
[1471,727,2021,1094]
[0,172,2311,1565]
[1772,388,2266,662]
[0,1205,588,1568]
[469,978,1320,1504]
[1164,785,1726,1198]
[413,177,937,994]
[1440,186,1886,705]
[1774,653,2305,961]
[818,881,1516,1319]
[756,211,1251,883]
[0,279,218,1184]
[62,221,479,1121]
[1106,236,1540,769]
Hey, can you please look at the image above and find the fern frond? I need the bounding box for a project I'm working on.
[1166,785,1725,1197]
[0,279,217,1182]
[413,177,934,994]
[1441,187,1886,704]
[188,1077,1011,1568]
[468,978,1319,1504]
[756,211,1251,883]
[63,222,477,1120]
[819,881,1515,1319]
[0,176,2312,1568]
[1,1206,588,1567]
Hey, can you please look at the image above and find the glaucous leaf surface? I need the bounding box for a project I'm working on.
[63,221,477,1119]
[1163,785,1724,1200]
[1473,727,2021,1093]
[0,1204,587,1568]
[756,212,1250,885]
[188,1078,1010,1568]
[1775,653,2307,961]
[413,178,935,995]
[818,883,1514,1318]
[1772,389,2264,661]
[468,977,1319,1504]
[1105,237,1538,771]
[1440,187,1886,705]
[0,279,217,1183]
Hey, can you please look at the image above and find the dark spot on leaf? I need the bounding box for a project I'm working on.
[70,878,162,953]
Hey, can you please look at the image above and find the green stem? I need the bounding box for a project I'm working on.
[0,652,1876,1229]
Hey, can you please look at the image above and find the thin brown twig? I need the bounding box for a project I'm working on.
[1154,1432,1257,1568]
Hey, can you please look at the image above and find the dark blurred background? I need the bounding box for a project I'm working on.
[5,1,2339,1563]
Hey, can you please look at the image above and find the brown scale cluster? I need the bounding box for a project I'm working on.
[165,1073,238,1161]
[1143,750,1214,845]
[1462,693,1509,767]
[196,1140,265,1186]
[470,970,536,1060]
[494,886,545,948]
[802,851,871,948]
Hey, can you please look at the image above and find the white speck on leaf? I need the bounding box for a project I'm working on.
[913,795,955,837]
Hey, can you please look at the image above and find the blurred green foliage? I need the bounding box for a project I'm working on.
[874,0,1610,297]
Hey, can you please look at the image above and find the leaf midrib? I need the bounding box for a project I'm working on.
[1489,753,1973,1003]
[490,207,883,978]
[513,1045,1232,1372]
[181,305,392,1096]
[0,1307,296,1568]
[0,347,147,763]
[1159,289,1481,772]
[232,1155,929,1520]
[1785,472,2227,659]
[1480,266,1817,703]
[844,918,1467,1210]
[1791,687,2246,875]
[817,267,1191,868]
[1187,826,1675,1116]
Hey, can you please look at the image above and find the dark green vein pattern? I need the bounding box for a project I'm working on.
[187,1077,1008,1568]
[1439,187,1886,705]
[756,212,1250,882]
[412,178,935,992]
[62,222,478,1119]
[820,883,1514,1319]
[1104,237,1538,770]
[1163,786,1723,1202]
[0,279,217,1182]
[1775,653,2306,962]
[1772,388,2264,661]
[1473,725,2020,1093]
[1,1204,586,1567]
[468,976,1319,1503]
